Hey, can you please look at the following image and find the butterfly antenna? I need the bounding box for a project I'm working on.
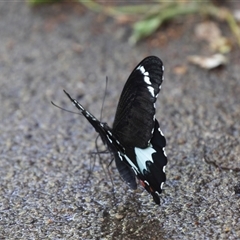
[51,101,83,116]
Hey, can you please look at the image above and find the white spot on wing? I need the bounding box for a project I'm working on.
[144,71,149,76]
[117,152,123,161]
[124,154,139,174]
[155,191,160,197]
[144,180,149,186]
[147,86,155,97]
[158,127,164,136]
[85,111,90,117]
[163,166,166,173]
[163,147,167,157]
[106,135,112,143]
[160,182,164,189]
[137,65,145,74]
[151,127,154,134]
[144,76,151,85]
[134,147,156,174]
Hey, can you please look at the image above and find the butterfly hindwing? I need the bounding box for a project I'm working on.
[139,120,167,196]
[114,152,137,190]
[119,119,167,204]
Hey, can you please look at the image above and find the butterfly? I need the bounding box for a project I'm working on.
[62,56,167,205]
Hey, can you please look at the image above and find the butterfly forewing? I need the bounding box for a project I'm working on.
[112,56,164,148]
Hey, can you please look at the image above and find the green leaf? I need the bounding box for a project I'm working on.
[130,17,162,44]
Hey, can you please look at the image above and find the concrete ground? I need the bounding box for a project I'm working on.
[0,2,239,239]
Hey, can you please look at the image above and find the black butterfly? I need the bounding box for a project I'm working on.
[63,56,167,205]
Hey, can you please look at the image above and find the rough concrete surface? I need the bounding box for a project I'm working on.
[0,2,239,239]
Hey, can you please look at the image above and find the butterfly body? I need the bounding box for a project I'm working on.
[63,56,167,205]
